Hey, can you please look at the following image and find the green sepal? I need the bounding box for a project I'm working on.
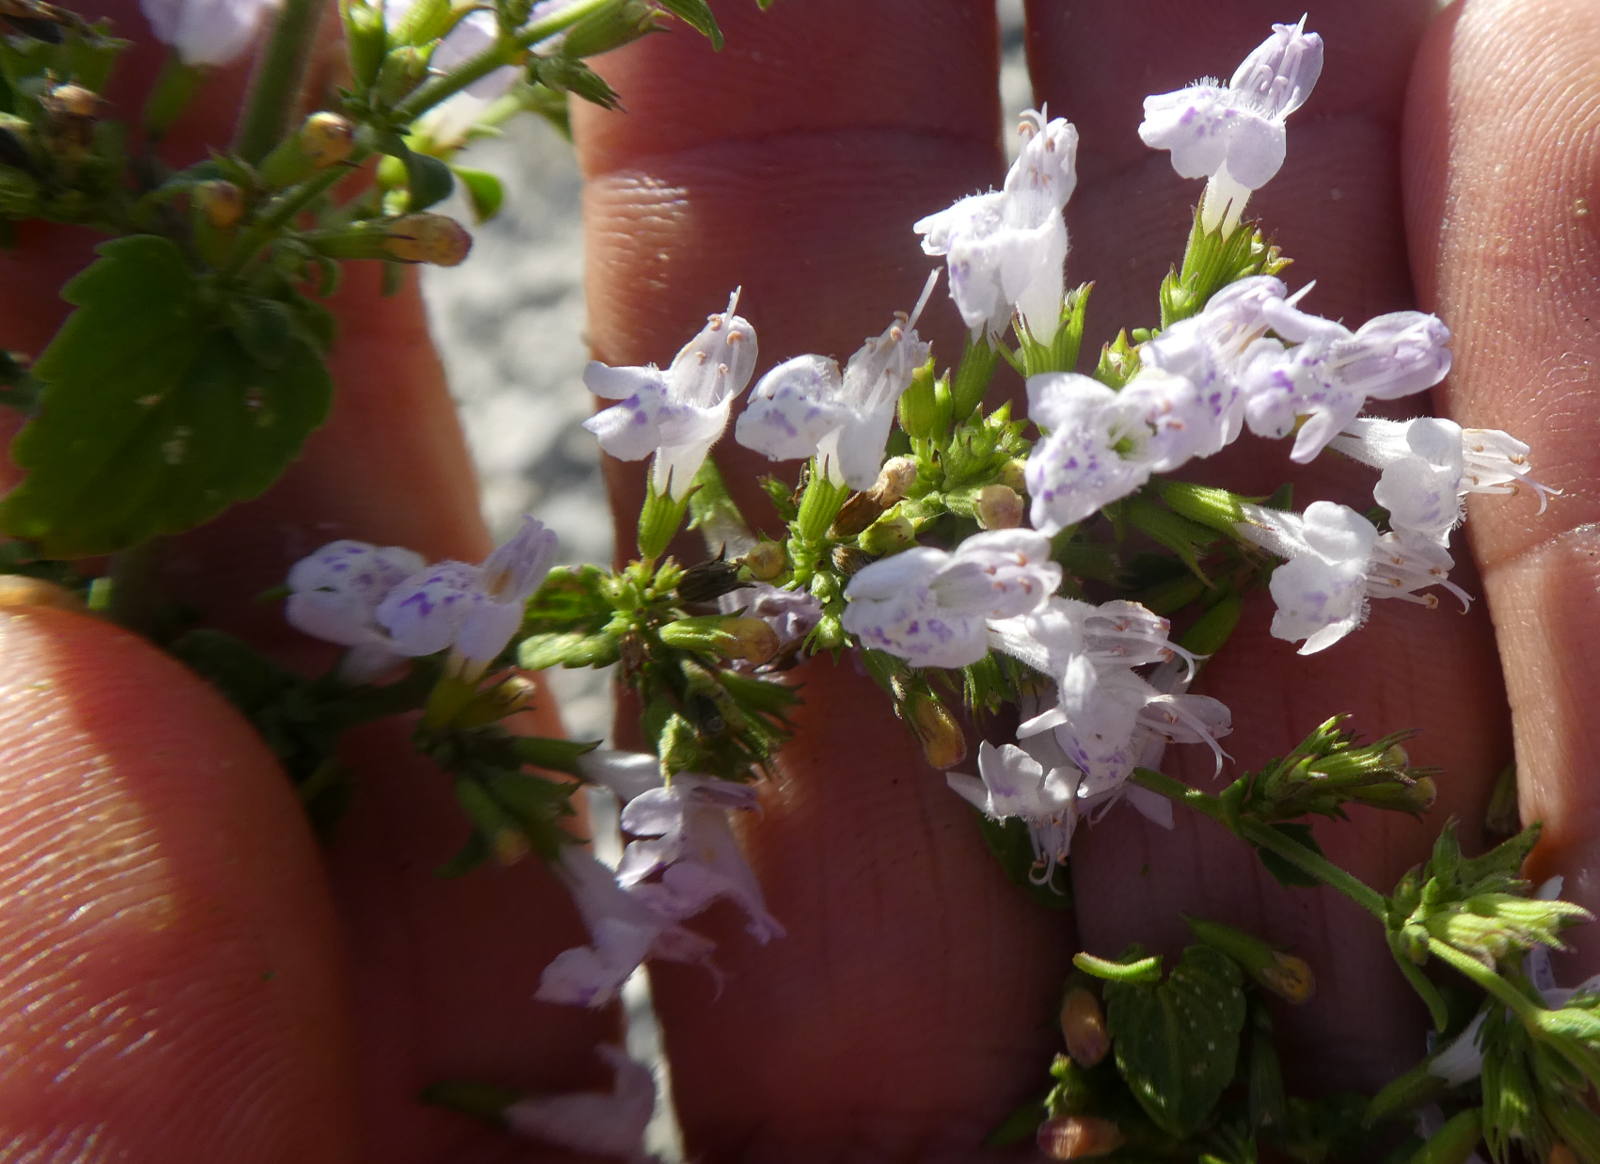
[0,235,333,556]
[511,734,600,776]
[1103,944,1248,1139]
[654,0,722,48]
[1178,589,1243,658]
[518,629,621,669]
[529,55,622,110]
[452,165,504,221]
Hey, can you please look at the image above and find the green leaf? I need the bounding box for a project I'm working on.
[1104,944,1248,1139]
[655,0,723,48]
[403,149,456,212]
[0,236,332,556]
[452,165,504,222]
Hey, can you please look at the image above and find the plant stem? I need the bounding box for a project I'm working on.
[1425,937,1538,1021]
[390,0,616,123]
[1131,767,1388,918]
[233,0,327,163]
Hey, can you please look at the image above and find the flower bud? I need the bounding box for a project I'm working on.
[1036,1115,1124,1160]
[1058,986,1108,1067]
[194,179,244,228]
[998,457,1027,494]
[560,0,658,59]
[384,213,473,266]
[857,514,915,557]
[302,111,356,168]
[869,456,917,506]
[40,82,101,154]
[659,615,778,666]
[740,541,786,582]
[718,616,780,665]
[342,0,388,88]
[375,45,430,105]
[1186,916,1315,1004]
[1254,951,1316,1005]
[907,692,965,770]
[976,483,1024,529]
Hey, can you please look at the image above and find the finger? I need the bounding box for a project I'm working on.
[0,5,613,1155]
[0,604,358,1160]
[1027,0,1508,1087]
[577,1,1080,1155]
[1405,0,1600,969]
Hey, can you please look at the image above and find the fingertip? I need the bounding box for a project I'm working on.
[0,606,359,1159]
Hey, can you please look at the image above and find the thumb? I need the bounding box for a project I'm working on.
[0,600,360,1158]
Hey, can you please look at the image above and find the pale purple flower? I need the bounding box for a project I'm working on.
[1139,18,1323,233]
[504,1044,658,1163]
[1240,300,1453,463]
[914,110,1078,343]
[841,529,1062,668]
[1126,275,1293,469]
[584,291,758,498]
[375,515,558,669]
[735,274,936,489]
[1238,501,1471,654]
[718,583,823,652]
[1023,373,1154,535]
[141,0,278,65]
[285,539,426,681]
[947,739,1080,885]
[1329,417,1552,542]
[536,848,720,1009]
[618,774,785,944]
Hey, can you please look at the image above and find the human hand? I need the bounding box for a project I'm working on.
[1,1,1597,1161]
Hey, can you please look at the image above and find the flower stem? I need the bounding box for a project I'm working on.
[389,0,616,123]
[1131,767,1387,918]
[233,0,327,163]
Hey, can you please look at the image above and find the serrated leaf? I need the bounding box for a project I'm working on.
[1104,945,1247,1139]
[655,0,722,48]
[0,236,332,556]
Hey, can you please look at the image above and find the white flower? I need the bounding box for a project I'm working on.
[536,848,719,1009]
[947,740,1080,885]
[141,0,278,65]
[1126,275,1292,470]
[1023,372,1154,535]
[504,1045,658,1163]
[617,774,785,945]
[374,515,558,670]
[584,291,757,498]
[841,529,1061,668]
[1328,417,1553,542]
[286,539,426,680]
[735,273,936,489]
[1139,18,1323,233]
[1240,301,1453,463]
[914,110,1078,343]
[1238,501,1471,654]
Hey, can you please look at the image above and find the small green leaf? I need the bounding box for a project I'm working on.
[452,165,504,222]
[403,149,456,212]
[655,0,723,48]
[0,236,333,556]
[1104,944,1248,1139]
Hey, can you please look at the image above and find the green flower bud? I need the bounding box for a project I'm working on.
[383,213,473,265]
[341,0,387,88]
[740,540,786,582]
[259,111,358,187]
[194,179,244,228]
[976,483,1023,530]
[560,0,658,59]
[869,456,918,505]
[857,514,915,557]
